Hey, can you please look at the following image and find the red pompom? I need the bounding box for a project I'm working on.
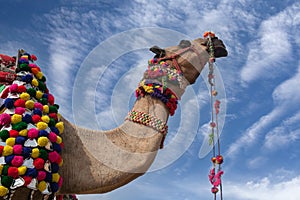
[49,113,58,121]
[9,130,19,137]
[14,99,26,107]
[8,167,19,178]
[31,54,37,61]
[23,176,33,186]
[0,146,4,155]
[48,94,55,105]
[33,158,45,170]
[17,85,27,93]
[32,115,41,124]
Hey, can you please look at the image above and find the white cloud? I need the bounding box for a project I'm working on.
[240,3,300,84]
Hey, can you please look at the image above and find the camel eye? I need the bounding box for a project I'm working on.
[178,40,191,48]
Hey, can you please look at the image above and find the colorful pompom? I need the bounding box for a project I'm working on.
[37,122,48,130]
[15,107,26,115]
[37,136,48,147]
[9,84,18,93]
[27,87,36,97]
[41,115,50,124]
[3,145,13,156]
[34,102,43,111]
[28,128,39,139]
[20,92,31,101]
[25,100,35,110]
[48,132,58,143]
[33,158,45,170]
[13,144,23,155]
[1,175,13,188]
[18,165,27,175]
[32,79,39,87]
[38,181,47,192]
[9,130,19,137]
[6,138,16,146]
[12,121,28,131]
[11,114,22,124]
[8,167,19,178]
[14,99,26,107]
[37,170,46,181]
[17,85,27,93]
[22,114,32,124]
[32,114,41,124]
[31,148,39,158]
[55,122,64,134]
[35,90,43,99]
[43,105,49,114]
[11,155,24,167]
[0,113,11,126]
[0,130,10,141]
[0,185,9,197]
[52,173,60,183]
[4,98,14,109]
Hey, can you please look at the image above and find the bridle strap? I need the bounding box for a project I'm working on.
[157,45,204,75]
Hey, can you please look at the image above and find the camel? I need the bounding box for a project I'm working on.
[0,34,227,200]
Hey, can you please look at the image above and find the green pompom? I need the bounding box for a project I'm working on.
[2,165,9,176]
[12,122,28,131]
[40,76,46,82]
[39,149,48,160]
[49,118,56,127]
[39,98,48,105]
[0,130,9,141]
[19,63,31,72]
[49,105,58,113]
[38,81,46,92]
[1,176,13,188]
[27,88,37,97]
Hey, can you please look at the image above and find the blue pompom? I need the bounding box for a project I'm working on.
[15,136,26,145]
[50,126,59,135]
[21,74,33,83]
[38,130,48,137]
[45,172,52,182]
[51,163,59,173]
[22,114,33,124]
[25,168,38,178]
[42,93,48,99]
[53,143,61,153]
[50,182,59,193]
[4,98,14,109]
[4,155,14,164]
[22,147,32,158]
[33,108,42,116]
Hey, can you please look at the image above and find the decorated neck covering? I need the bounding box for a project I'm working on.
[0,50,64,198]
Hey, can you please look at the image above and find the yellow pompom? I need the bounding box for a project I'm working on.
[20,92,31,101]
[38,137,49,147]
[37,122,48,130]
[43,105,49,114]
[3,146,13,156]
[0,186,8,197]
[36,72,44,80]
[6,138,15,146]
[41,115,50,124]
[58,159,63,167]
[52,173,60,183]
[32,79,39,87]
[56,136,62,144]
[11,114,22,124]
[38,181,47,192]
[31,148,40,158]
[18,166,27,175]
[55,122,64,134]
[36,90,43,99]
[19,129,28,137]
[0,165,3,175]
[25,100,35,110]
[57,113,62,121]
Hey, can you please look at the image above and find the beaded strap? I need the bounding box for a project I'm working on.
[126,110,168,148]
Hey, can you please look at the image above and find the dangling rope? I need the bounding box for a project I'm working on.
[204,31,224,200]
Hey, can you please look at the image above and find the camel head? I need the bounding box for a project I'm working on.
[149,37,227,85]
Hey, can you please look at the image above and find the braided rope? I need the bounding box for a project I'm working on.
[126,110,168,149]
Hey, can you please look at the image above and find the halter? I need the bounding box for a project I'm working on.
[156,44,206,79]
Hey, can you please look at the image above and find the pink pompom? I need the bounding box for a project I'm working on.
[48,132,58,143]
[0,113,11,126]
[34,102,44,111]
[29,63,37,68]
[28,128,39,139]
[48,151,60,163]
[15,107,26,115]
[13,144,23,155]
[11,155,24,167]
[9,84,18,93]
[37,170,46,181]
[58,176,63,187]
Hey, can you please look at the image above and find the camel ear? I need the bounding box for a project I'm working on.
[178,40,191,48]
[149,45,166,58]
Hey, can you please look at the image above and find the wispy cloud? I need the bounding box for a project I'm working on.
[240,3,300,84]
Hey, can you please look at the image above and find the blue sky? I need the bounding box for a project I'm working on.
[1,0,300,199]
